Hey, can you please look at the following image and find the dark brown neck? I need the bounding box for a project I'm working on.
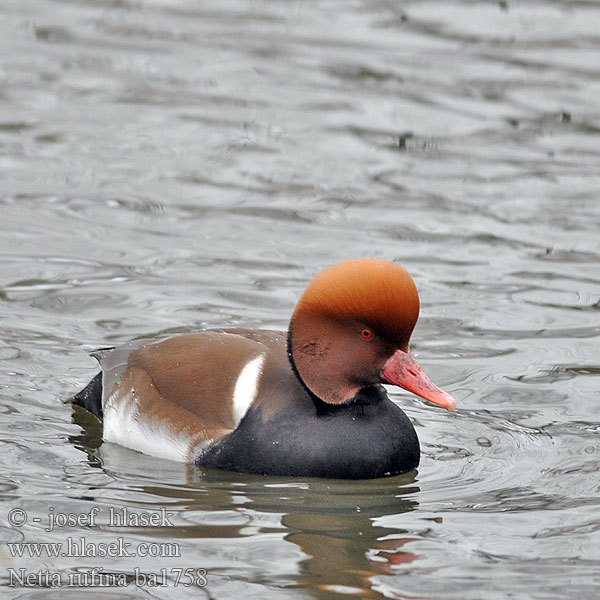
[288,312,363,405]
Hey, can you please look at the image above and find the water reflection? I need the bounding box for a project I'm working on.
[70,408,419,597]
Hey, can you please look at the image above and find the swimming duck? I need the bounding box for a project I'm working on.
[72,258,455,479]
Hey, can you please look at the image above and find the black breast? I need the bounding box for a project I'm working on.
[199,386,420,479]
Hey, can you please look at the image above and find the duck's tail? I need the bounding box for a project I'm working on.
[71,372,104,420]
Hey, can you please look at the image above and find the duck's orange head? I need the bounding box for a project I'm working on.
[289,258,456,409]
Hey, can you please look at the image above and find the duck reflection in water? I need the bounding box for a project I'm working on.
[69,420,425,597]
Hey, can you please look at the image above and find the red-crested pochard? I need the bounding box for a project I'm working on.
[72,258,455,479]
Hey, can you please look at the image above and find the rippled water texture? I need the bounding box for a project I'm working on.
[1,0,599,598]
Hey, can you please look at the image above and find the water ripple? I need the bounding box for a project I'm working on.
[1,0,600,598]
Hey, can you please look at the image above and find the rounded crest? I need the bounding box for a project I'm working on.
[292,258,420,347]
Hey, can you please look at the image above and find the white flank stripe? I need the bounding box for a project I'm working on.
[103,389,195,463]
[232,354,264,424]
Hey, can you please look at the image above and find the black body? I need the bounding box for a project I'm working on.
[201,385,419,478]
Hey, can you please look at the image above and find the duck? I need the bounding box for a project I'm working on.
[72,258,456,479]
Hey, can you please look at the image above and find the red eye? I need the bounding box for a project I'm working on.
[360,329,374,340]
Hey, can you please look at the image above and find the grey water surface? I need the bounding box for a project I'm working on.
[1,0,599,598]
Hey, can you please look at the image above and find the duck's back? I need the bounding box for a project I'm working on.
[74,330,293,462]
